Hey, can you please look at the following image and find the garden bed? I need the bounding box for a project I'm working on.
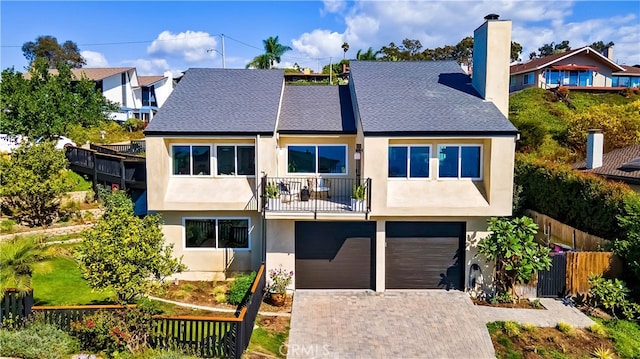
[473,298,546,310]
[489,321,618,358]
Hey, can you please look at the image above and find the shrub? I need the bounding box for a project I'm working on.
[515,155,633,240]
[588,323,608,337]
[124,118,145,132]
[477,216,551,298]
[0,141,73,227]
[588,275,635,319]
[181,283,196,292]
[0,219,16,233]
[503,321,522,337]
[591,346,615,359]
[556,321,575,336]
[215,293,227,304]
[565,100,640,154]
[0,321,80,359]
[267,266,293,294]
[227,271,256,305]
[211,285,226,296]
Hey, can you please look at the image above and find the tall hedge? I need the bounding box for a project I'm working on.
[514,154,634,241]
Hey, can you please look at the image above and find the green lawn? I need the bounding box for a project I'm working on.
[32,256,116,306]
[596,318,640,359]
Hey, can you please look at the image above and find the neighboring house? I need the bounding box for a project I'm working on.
[28,67,174,122]
[144,15,517,292]
[509,46,628,92]
[284,68,330,84]
[573,130,640,192]
[134,73,174,123]
[613,65,640,88]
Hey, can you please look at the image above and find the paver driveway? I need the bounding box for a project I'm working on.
[287,290,496,359]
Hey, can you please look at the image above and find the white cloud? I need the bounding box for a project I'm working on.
[322,0,346,14]
[81,50,109,67]
[147,30,217,63]
[121,58,171,75]
[292,0,639,65]
[292,29,346,58]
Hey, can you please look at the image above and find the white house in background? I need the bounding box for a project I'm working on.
[32,67,175,122]
[134,72,175,123]
[65,67,140,122]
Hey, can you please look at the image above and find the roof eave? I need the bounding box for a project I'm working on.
[143,130,274,137]
[362,130,518,137]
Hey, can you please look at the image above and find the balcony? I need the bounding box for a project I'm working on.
[260,176,371,215]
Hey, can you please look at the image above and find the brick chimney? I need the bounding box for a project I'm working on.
[586,129,604,169]
[472,14,512,118]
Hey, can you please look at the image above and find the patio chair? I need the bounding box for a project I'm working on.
[308,177,331,199]
[280,180,302,203]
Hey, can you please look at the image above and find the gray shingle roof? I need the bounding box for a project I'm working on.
[145,68,284,135]
[573,144,640,184]
[349,61,517,135]
[278,85,356,133]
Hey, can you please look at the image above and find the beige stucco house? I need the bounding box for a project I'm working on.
[144,15,518,292]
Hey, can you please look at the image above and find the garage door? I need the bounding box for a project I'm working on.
[295,221,375,289]
[386,222,464,290]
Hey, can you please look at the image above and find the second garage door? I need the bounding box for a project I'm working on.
[386,222,464,290]
[295,221,376,290]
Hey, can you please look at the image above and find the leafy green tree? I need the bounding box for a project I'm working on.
[611,194,640,285]
[22,35,86,69]
[247,36,292,69]
[0,237,48,295]
[0,58,117,139]
[589,40,615,54]
[0,141,73,227]
[477,216,552,299]
[77,190,186,303]
[510,41,523,62]
[356,47,379,60]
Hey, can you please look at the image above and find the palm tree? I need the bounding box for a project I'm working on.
[341,42,349,59]
[356,47,380,61]
[0,237,47,296]
[246,54,270,69]
[247,36,292,69]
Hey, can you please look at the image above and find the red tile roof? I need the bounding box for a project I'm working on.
[615,65,640,76]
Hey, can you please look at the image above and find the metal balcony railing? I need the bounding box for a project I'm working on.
[260,176,371,214]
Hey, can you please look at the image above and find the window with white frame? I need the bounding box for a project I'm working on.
[437,145,482,179]
[388,145,430,178]
[184,218,250,249]
[287,145,347,174]
[172,145,211,176]
[216,145,255,176]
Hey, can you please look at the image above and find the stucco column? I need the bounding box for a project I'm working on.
[375,219,385,292]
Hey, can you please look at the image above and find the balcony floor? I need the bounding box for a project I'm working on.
[266,195,365,213]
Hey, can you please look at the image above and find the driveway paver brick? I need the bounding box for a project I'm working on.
[287,290,496,359]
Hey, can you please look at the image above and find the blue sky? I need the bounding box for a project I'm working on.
[1,1,639,76]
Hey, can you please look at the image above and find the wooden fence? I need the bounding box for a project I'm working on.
[566,251,622,295]
[32,305,134,331]
[526,209,607,251]
[2,264,266,358]
[0,290,33,323]
[151,264,267,358]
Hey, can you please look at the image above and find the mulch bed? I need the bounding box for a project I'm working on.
[473,298,546,309]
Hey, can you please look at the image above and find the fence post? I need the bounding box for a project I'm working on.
[235,321,244,359]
